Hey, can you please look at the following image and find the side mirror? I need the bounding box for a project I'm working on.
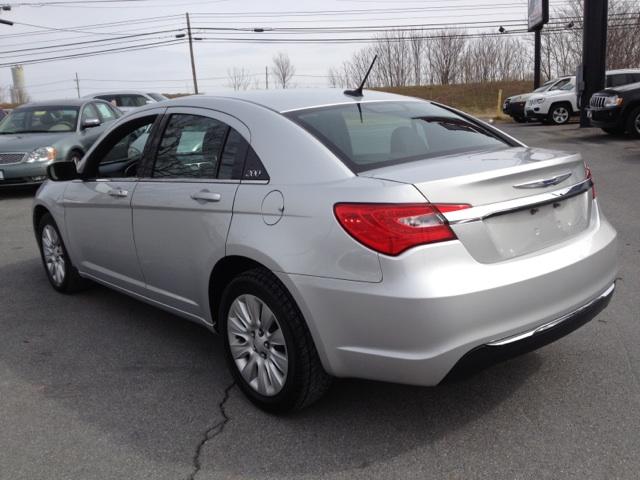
[82,118,101,129]
[47,161,79,182]
[145,99,154,104]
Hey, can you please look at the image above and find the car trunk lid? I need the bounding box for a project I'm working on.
[358,146,593,263]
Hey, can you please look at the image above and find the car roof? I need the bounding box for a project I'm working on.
[607,68,640,74]
[85,90,155,97]
[15,98,90,109]
[160,88,419,114]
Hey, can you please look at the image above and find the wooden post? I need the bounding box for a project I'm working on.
[496,89,503,119]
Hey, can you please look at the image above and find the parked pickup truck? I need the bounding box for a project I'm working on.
[587,81,640,138]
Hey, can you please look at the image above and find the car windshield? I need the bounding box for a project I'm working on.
[0,105,79,134]
[285,101,509,173]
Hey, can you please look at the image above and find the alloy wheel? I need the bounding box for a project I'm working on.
[227,294,288,396]
[42,225,65,286]
[552,107,569,124]
[635,113,640,135]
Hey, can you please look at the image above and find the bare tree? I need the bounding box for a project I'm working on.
[409,32,424,86]
[226,67,252,91]
[426,30,467,85]
[271,52,296,89]
[327,67,348,88]
[0,85,7,104]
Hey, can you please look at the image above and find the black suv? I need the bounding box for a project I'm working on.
[587,81,640,138]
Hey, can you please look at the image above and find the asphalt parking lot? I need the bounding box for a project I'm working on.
[1,122,639,480]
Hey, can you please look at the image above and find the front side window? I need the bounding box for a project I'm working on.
[86,116,157,179]
[153,114,228,179]
[286,101,510,173]
[81,103,100,123]
[0,106,79,133]
[95,102,118,122]
[550,78,571,91]
[607,74,630,87]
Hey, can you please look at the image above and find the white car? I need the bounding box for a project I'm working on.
[526,69,640,125]
[525,79,578,125]
[503,76,573,122]
[85,90,168,113]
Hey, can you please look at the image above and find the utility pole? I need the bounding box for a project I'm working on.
[74,72,80,98]
[186,12,199,94]
[265,66,269,89]
[533,30,541,89]
[579,0,608,127]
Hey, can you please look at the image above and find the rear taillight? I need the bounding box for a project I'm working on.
[334,203,470,256]
[585,165,596,198]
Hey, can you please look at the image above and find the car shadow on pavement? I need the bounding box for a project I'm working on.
[201,352,541,477]
[0,258,541,476]
[0,185,39,199]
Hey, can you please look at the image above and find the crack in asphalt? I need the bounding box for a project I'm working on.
[186,382,236,480]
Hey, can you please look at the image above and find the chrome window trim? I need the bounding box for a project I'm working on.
[280,99,423,114]
[444,178,593,225]
[487,283,615,346]
[138,177,241,184]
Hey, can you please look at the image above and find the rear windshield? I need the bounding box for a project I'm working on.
[285,101,510,173]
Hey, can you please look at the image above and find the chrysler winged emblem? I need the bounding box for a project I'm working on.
[513,172,572,189]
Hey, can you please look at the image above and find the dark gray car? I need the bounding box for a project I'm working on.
[0,98,121,186]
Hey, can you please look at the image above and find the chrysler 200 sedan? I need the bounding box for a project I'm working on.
[0,99,121,186]
[32,89,618,412]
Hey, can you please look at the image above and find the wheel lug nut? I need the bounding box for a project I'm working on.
[260,352,266,358]
[263,341,269,348]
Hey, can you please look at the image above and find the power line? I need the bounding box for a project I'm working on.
[0,28,182,55]
[0,38,184,67]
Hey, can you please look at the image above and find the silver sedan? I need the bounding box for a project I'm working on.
[33,89,618,412]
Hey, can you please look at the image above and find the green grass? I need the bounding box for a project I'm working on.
[376,80,533,117]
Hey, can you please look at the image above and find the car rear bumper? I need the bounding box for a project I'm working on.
[442,282,614,382]
[586,107,624,129]
[279,203,618,386]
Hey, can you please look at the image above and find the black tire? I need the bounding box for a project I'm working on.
[219,268,331,412]
[37,213,89,293]
[547,103,572,125]
[513,116,527,123]
[625,106,640,139]
[601,127,625,136]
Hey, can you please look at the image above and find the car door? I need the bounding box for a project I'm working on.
[131,107,250,322]
[63,109,164,294]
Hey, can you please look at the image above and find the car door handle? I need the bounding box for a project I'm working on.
[107,188,128,198]
[191,191,221,202]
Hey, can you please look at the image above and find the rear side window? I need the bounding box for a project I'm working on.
[119,95,148,107]
[286,101,510,173]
